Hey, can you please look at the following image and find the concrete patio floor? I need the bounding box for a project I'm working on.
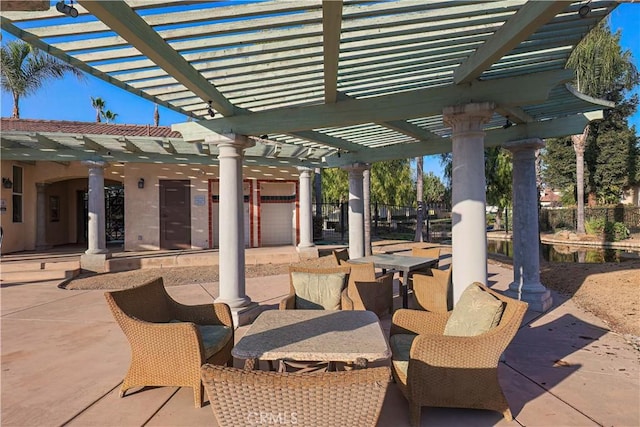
[1,246,638,426]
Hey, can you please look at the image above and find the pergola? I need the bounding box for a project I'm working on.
[1,0,616,322]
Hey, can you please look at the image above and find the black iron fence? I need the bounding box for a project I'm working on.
[312,201,451,242]
[540,206,640,233]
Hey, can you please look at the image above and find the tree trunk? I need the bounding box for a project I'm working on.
[494,210,503,230]
[363,168,372,256]
[414,156,424,242]
[95,109,101,123]
[12,93,20,118]
[572,126,589,235]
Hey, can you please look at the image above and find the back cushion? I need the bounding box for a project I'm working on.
[444,283,505,337]
[291,272,347,310]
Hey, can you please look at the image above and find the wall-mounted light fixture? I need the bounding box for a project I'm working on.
[2,178,13,189]
[55,0,78,17]
[138,178,145,189]
[207,101,215,118]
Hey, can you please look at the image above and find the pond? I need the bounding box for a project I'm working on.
[487,239,640,263]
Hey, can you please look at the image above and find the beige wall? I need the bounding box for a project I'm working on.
[124,163,219,251]
[0,160,122,254]
[1,159,300,254]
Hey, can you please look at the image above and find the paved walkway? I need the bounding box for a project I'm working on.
[1,246,638,426]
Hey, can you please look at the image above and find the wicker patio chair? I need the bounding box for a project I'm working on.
[340,260,394,317]
[407,246,441,289]
[332,248,350,264]
[411,246,441,269]
[389,283,528,426]
[104,277,234,408]
[280,265,352,310]
[411,265,453,313]
[201,364,391,427]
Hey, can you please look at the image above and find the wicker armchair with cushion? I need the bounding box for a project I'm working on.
[104,277,234,408]
[389,283,528,426]
[280,265,352,310]
[340,260,395,317]
[411,265,453,313]
[201,364,391,427]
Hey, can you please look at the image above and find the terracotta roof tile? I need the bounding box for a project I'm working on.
[1,118,183,138]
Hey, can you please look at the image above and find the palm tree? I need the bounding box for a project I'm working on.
[0,40,83,119]
[414,156,425,242]
[153,104,159,126]
[91,97,105,123]
[103,110,118,124]
[566,20,639,234]
[571,127,589,233]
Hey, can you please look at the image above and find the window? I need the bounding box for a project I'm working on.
[12,165,22,223]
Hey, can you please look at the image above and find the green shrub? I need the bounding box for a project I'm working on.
[585,218,606,235]
[610,222,630,241]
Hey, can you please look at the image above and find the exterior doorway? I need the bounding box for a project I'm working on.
[159,180,191,249]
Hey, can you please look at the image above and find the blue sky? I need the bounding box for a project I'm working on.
[1,3,639,181]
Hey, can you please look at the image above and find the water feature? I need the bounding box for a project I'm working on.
[487,239,640,263]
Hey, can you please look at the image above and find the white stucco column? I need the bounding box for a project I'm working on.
[363,166,372,256]
[344,163,367,259]
[296,166,318,258]
[443,102,494,304]
[209,134,259,326]
[35,183,50,250]
[504,138,552,312]
[80,160,111,272]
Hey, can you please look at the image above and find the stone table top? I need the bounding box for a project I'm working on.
[349,253,437,272]
[232,310,391,363]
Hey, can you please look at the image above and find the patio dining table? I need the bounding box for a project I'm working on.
[232,309,390,371]
[349,253,438,309]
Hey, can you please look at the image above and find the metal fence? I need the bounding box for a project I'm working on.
[540,206,640,233]
[313,201,451,242]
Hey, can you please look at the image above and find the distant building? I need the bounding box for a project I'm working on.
[540,188,562,207]
[0,118,306,255]
[621,185,640,206]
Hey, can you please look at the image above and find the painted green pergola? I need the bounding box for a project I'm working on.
[1,0,617,320]
[1,0,615,166]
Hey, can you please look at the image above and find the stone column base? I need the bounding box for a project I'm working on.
[505,282,553,313]
[80,253,112,273]
[230,302,261,328]
[296,245,319,260]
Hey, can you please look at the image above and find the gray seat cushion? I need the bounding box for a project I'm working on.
[389,333,417,376]
[169,320,232,359]
[198,325,232,359]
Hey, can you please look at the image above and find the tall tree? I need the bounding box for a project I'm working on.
[321,167,348,203]
[154,104,160,126]
[370,159,413,206]
[0,40,83,119]
[566,20,639,230]
[422,172,446,204]
[572,127,589,233]
[485,147,513,230]
[91,96,105,123]
[414,156,425,242]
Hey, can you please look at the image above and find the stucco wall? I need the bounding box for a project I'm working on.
[124,163,218,251]
[1,160,122,254]
[1,158,300,255]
